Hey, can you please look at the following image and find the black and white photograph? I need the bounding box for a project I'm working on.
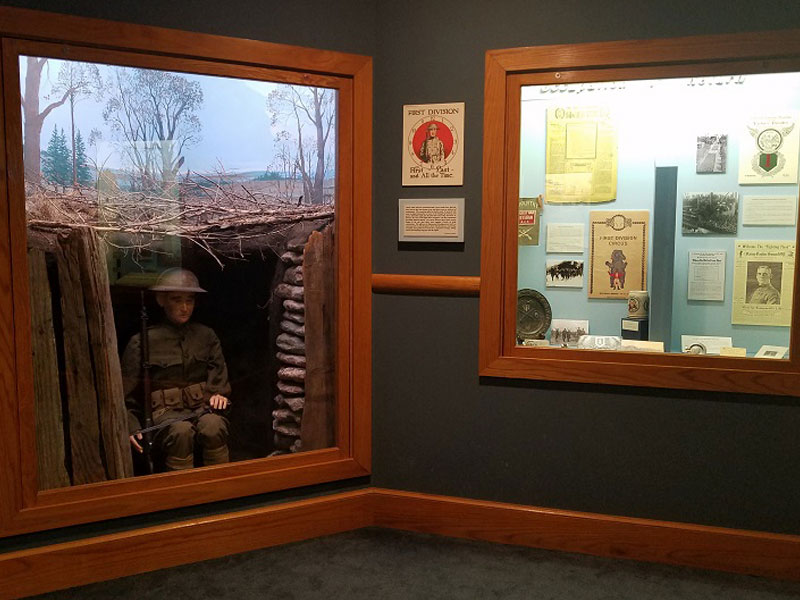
[545,259,584,287]
[682,192,738,234]
[745,261,783,305]
[696,134,727,173]
[549,319,589,347]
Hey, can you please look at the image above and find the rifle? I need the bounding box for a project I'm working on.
[133,406,211,437]
[139,291,155,474]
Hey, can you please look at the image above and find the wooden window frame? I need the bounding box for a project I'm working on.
[0,7,372,537]
[480,30,800,396]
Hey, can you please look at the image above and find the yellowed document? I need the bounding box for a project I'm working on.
[545,106,617,203]
[731,241,795,326]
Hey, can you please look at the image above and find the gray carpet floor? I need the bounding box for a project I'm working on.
[34,527,800,599]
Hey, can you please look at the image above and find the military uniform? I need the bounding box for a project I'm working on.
[121,321,231,470]
[748,283,780,305]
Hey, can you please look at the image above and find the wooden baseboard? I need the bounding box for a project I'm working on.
[3,487,800,597]
[0,489,372,600]
[370,488,800,582]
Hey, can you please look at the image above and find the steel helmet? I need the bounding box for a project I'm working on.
[149,268,207,293]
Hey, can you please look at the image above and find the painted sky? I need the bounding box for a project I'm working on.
[20,56,335,175]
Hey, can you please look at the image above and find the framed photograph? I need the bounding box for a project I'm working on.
[754,345,789,359]
[545,259,584,287]
[402,102,464,186]
[549,319,589,347]
[695,134,727,173]
[682,192,738,235]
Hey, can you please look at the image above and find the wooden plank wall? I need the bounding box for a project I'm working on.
[302,225,335,450]
[27,247,70,490]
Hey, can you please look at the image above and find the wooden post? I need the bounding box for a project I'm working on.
[301,226,335,449]
[56,229,106,485]
[78,228,133,479]
[27,248,70,490]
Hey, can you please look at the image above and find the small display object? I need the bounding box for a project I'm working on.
[696,134,727,173]
[577,335,622,350]
[588,211,649,299]
[549,319,589,347]
[620,340,664,352]
[516,289,552,341]
[754,345,789,359]
[627,290,649,318]
[398,198,464,242]
[621,317,648,340]
[402,102,464,186]
[738,113,800,185]
[720,346,747,357]
[682,192,738,235]
[680,335,733,355]
[545,106,618,204]
[545,259,584,287]
[731,241,795,326]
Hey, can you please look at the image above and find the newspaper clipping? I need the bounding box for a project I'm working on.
[545,106,618,204]
[731,240,795,326]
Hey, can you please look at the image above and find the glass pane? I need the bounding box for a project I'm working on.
[21,55,338,488]
[517,72,798,359]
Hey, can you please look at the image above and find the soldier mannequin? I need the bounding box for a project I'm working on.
[121,268,231,471]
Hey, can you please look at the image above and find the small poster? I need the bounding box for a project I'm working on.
[731,240,795,326]
[518,196,542,246]
[545,106,617,204]
[696,134,727,174]
[545,259,584,287]
[588,211,649,299]
[402,102,464,186]
[688,251,726,301]
[738,114,800,185]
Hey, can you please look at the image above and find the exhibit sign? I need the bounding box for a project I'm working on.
[738,113,800,185]
[398,198,464,242]
[731,240,795,326]
[545,105,617,204]
[545,223,584,253]
[588,211,649,299]
[402,102,464,186]
[741,195,797,226]
[688,250,726,301]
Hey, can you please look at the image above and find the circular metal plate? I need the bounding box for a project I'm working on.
[517,289,552,340]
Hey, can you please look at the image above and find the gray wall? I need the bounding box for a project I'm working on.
[2,0,800,554]
[371,0,800,535]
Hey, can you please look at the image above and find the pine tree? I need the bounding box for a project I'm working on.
[74,129,92,186]
[41,126,71,186]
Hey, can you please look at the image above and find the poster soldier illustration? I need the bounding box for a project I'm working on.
[588,211,649,299]
[402,102,464,186]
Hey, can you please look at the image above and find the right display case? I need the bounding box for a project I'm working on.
[480,31,800,395]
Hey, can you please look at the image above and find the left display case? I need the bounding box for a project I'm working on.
[0,7,372,536]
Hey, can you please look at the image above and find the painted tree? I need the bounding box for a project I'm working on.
[103,67,203,190]
[267,85,336,205]
[50,61,102,185]
[20,57,70,180]
[41,125,71,186]
[75,130,92,186]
